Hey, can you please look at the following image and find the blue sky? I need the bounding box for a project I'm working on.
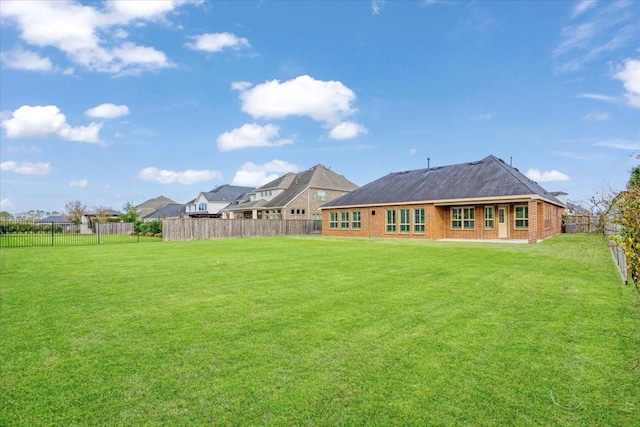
[1,0,638,215]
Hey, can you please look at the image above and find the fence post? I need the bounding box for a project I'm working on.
[51,221,54,246]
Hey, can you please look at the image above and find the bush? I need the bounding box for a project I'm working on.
[134,220,162,235]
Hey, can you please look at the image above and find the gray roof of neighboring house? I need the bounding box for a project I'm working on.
[202,185,255,203]
[322,155,565,208]
[136,196,178,210]
[86,209,121,216]
[144,203,185,219]
[225,164,358,211]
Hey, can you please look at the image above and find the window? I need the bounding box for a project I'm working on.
[352,211,361,229]
[291,209,295,215]
[386,209,396,233]
[198,202,207,211]
[296,209,301,214]
[329,212,338,229]
[317,190,327,201]
[485,206,495,230]
[414,208,425,233]
[452,207,474,229]
[400,209,410,233]
[544,205,552,229]
[515,205,528,229]
[340,211,349,229]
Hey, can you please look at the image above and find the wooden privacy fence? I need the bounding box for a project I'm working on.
[564,214,599,233]
[163,219,322,241]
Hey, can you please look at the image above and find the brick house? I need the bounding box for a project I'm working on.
[222,164,358,220]
[320,155,565,244]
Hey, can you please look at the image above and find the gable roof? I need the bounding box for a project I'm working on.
[322,155,564,208]
[38,215,69,223]
[144,203,185,219]
[201,185,255,203]
[225,164,358,211]
[257,173,297,191]
[264,164,358,208]
[136,196,177,210]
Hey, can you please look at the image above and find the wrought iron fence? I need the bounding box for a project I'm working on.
[0,220,149,248]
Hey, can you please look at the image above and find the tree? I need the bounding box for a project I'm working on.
[92,206,113,223]
[620,167,640,288]
[0,211,14,221]
[15,210,44,221]
[629,165,640,190]
[119,202,140,223]
[65,200,86,224]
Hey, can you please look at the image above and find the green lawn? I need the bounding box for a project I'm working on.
[1,234,638,426]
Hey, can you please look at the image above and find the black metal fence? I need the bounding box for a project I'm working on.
[0,220,150,248]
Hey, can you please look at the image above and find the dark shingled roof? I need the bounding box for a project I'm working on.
[322,155,564,208]
[144,203,185,219]
[203,185,255,203]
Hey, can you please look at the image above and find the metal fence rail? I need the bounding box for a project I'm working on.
[0,220,139,248]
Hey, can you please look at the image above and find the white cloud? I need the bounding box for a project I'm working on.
[0,49,53,72]
[553,1,636,73]
[0,198,16,212]
[231,160,300,187]
[594,139,640,150]
[217,123,294,152]
[526,168,570,182]
[582,111,609,120]
[1,105,102,143]
[238,75,357,125]
[577,92,621,104]
[186,32,250,53]
[571,0,598,19]
[613,58,640,109]
[68,179,89,188]
[105,0,187,22]
[0,0,186,75]
[85,103,130,119]
[472,113,494,121]
[328,121,368,140]
[231,81,253,91]
[137,167,222,185]
[371,0,385,15]
[409,148,417,155]
[1,161,51,175]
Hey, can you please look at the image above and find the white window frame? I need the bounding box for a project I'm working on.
[386,209,396,233]
[485,206,495,230]
[515,205,529,229]
[414,208,425,233]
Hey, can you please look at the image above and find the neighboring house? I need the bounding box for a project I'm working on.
[136,196,179,219]
[320,155,566,244]
[222,164,358,220]
[551,191,588,215]
[144,203,186,220]
[38,215,69,223]
[82,209,122,233]
[185,185,255,218]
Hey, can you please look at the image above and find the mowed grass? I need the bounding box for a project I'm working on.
[1,234,638,426]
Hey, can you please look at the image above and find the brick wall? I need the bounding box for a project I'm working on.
[322,200,563,243]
